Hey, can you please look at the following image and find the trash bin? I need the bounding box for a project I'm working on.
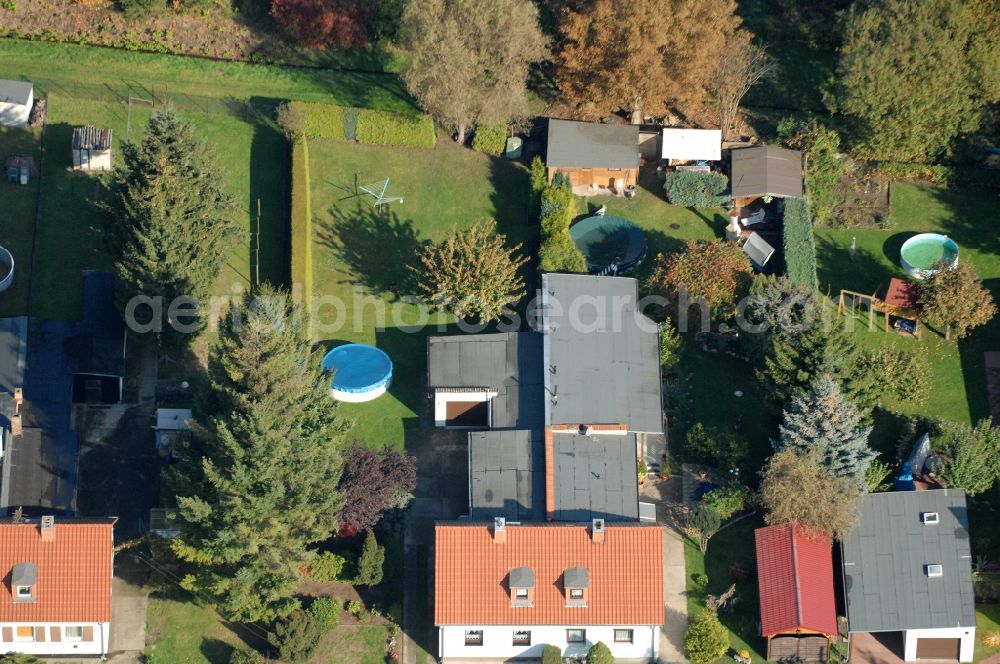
[504,137,523,160]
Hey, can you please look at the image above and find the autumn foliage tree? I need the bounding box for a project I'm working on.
[401,0,548,142]
[270,0,374,49]
[554,0,740,120]
[712,30,775,141]
[414,219,528,322]
[647,240,752,326]
[918,262,997,340]
[337,443,417,532]
[759,448,862,541]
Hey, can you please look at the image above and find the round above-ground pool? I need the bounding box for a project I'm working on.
[0,246,13,293]
[321,344,393,402]
[900,233,959,279]
[569,215,647,274]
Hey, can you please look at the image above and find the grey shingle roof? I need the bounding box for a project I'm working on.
[546,119,639,170]
[428,332,543,430]
[540,274,663,434]
[730,146,803,198]
[0,80,32,106]
[552,432,638,522]
[72,126,112,151]
[564,567,589,588]
[509,567,535,587]
[841,489,976,632]
[469,429,544,522]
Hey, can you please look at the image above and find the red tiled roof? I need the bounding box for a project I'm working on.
[0,518,116,622]
[434,523,663,626]
[754,523,837,638]
[885,278,919,309]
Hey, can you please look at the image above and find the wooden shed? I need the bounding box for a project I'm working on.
[72,126,113,172]
[545,119,639,191]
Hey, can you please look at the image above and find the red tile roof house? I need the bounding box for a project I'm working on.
[435,520,664,662]
[754,523,838,662]
[0,516,116,657]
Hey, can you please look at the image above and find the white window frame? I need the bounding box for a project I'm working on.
[614,628,634,643]
[514,587,529,599]
[567,628,586,643]
[64,626,84,641]
[569,588,584,599]
[15,585,32,598]
[512,630,531,646]
[465,630,484,646]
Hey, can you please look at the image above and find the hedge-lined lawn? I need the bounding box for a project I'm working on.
[0,39,413,112]
[976,604,1000,661]
[306,138,534,447]
[145,591,258,664]
[685,516,767,663]
[0,126,41,317]
[815,183,1000,427]
[324,626,388,664]
[577,169,728,284]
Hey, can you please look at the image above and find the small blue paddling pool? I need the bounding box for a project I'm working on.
[321,344,392,402]
[569,215,647,274]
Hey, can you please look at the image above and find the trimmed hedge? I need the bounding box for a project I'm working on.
[472,123,508,155]
[290,138,313,338]
[291,102,347,141]
[538,180,586,273]
[664,170,729,207]
[356,108,436,147]
[783,197,818,289]
[286,101,436,148]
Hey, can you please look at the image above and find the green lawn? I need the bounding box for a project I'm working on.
[976,604,1000,662]
[685,516,768,663]
[324,625,388,664]
[145,591,260,664]
[0,126,41,317]
[815,183,1000,427]
[306,137,534,447]
[0,39,413,111]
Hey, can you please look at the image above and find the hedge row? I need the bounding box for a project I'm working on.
[664,170,730,207]
[472,123,508,155]
[356,108,436,147]
[866,162,1000,190]
[539,175,587,273]
[782,197,818,289]
[287,101,436,148]
[290,137,314,337]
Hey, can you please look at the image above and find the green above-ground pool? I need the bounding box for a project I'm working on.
[899,233,959,279]
[569,214,647,274]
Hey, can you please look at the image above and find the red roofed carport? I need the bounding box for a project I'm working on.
[755,523,838,661]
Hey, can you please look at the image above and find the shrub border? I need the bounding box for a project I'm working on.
[290,136,313,339]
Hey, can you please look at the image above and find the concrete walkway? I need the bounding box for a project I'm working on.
[641,469,689,664]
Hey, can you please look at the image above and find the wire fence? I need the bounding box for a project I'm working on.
[31,77,282,125]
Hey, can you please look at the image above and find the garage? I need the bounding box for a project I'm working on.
[916,638,960,660]
[445,400,488,428]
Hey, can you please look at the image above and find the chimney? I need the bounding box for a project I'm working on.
[40,515,55,542]
[493,517,506,544]
[591,518,605,544]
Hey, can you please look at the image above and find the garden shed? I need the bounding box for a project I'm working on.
[0,80,33,127]
[730,145,803,206]
[72,126,113,172]
[546,118,639,191]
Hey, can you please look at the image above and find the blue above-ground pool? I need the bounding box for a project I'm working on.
[569,215,647,274]
[321,344,393,402]
[899,233,959,279]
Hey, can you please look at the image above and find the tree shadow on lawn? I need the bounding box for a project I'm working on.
[248,97,291,289]
[928,186,1000,256]
[703,516,766,659]
[955,276,1000,425]
[487,156,538,311]
[316,204,430,299]
[815,234,897,296]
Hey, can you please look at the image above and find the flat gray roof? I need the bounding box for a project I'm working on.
[0,80,32,107]
[730,146,803,198]
[546,119,639,170]
[428,332,543,430]
[540,274,662,433]
[552,432,638,522]
[841,489,976,632]
[469,429,544,521]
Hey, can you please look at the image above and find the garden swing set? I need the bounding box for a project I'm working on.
[836,278,921,339]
